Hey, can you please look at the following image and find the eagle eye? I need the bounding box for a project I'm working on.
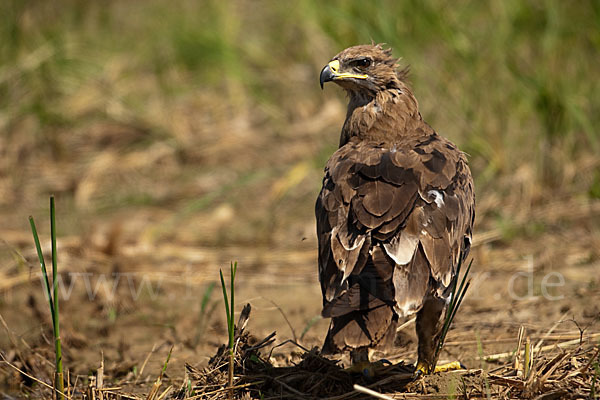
[350,58,372,69]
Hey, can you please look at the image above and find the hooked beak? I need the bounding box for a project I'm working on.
[320,62,335,89]
[319,59,368,89]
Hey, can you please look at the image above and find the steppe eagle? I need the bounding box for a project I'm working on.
[317,44,475,374]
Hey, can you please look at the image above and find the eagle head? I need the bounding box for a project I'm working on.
[320,44,406,96]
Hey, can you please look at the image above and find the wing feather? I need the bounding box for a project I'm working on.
[317,132,475,322]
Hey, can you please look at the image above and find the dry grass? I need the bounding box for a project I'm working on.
[5,305,597,399]
[1,198,600,398]
[160,312,600,399]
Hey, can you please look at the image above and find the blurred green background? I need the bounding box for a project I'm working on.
[1,0,599,245]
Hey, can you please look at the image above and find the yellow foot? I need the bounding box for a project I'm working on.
[415,360,466,376]
[345,359,391,378]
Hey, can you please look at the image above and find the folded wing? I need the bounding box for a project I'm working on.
[316,132,475,325]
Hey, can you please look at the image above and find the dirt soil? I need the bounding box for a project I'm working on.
[1,100,599,398]
[2,194,599,398]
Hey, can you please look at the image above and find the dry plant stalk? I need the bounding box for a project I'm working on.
[146,346,173,400]
[515,325,525,377]
[524,336,532,379]
[353,384,395,400]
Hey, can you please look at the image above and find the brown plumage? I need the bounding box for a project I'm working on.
[317,44,475,372]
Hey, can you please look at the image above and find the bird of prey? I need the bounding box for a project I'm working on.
[316,44,475,375]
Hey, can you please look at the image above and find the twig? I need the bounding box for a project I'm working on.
[274,376,309,398]
[187,382,261,400]
[396,317,416,332]
[156,385,172,400]
[268,339,311,359]
[484,334,600,361]
[246,331,276,352]
[366,372,417,386]
[533,311,570,353]
[514,325,525,376]
[575,346,600,377]
[135,343,158,384]
[540,351,571,382]
[353,384,394,400]
[0,352,72,399]
[264,297,297,342]
[444,334,596,346]
[0,312,27,367]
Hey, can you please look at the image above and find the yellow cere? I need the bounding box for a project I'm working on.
[328,60,368,80]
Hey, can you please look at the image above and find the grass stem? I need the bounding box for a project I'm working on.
[219,261,238,398]
[434,253,473,369]
[29,196,64,399]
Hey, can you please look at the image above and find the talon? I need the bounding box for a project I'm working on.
[434,360,466,373]
[345,360,389,378]
[415,360,465,376]
[415,360,431,376]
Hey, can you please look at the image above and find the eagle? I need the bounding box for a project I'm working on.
[316,44,475,375]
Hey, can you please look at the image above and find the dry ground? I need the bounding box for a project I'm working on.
[1,98,599,398]
[1,200,599,398]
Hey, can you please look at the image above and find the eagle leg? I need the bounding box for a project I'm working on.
[415,295,465,375]
[345,348,391,378]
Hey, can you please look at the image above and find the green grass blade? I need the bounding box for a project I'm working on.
[28,216,55,327]
[443,255,464,333]
[230,262,235,321]
[200,282,216,317]
[49,196,64,399]
[446,281,471,334]
[300,315,322,341]
[439,260,462,344]
[455,260,473,305]
[436,254,473,363]
[219,269,232,347]
[50,198,58,315]
[194,282,217,346]
[30,198,64,399]
[51,196,58,321]
[220,263,238,393]
[229,262,237,348]
[444,261,473,335]
[161,346,173,375]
